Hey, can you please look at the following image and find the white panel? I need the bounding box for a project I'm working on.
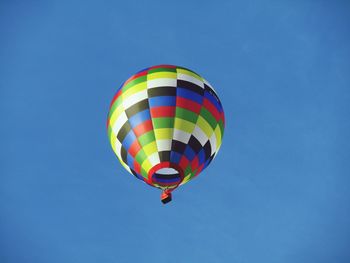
[203,79,217,93]
[148,152,160,166]
[147,78,177,89]
[173,129,191,144]
[112,112,128,135]
[177,73,204,88]
[156,139,172,152]
[123,89,148,109]
[192,125,209,146]
[114,140,122,157]
[209,133,217,155]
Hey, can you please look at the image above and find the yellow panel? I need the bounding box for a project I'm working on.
[122,82,147,99]
[181,173,192,184]
[142,141,158,156]
[141,167,148,178]
[181,167,194,185]
[196,116,214,138]
[141,159,153,173]
[109,105,124,126]
[110,135,116,152]
[176,68,203,81]
[147,72,177,80]
[214,125,222,147]
[154,128,173,140]
[174,118,195,134]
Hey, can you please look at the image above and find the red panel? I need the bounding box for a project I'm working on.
[203,98,221,121]
[148,162,171,178]
[133,160,141,175]
[150,106,176,118]
[128,140,142,157]
[133,120,153,137]
[179,156,190,171]
[191,156,199,171]
[176,97,201,114]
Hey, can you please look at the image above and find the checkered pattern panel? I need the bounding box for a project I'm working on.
[107,65,225,189]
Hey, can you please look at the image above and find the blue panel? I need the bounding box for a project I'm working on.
[183,146,196,161]
[131,169,144,181]
[203,154,215,169]
[135,173,144,180]
[176,87,203,104]
[148,96,176,107]
[153,175,181,184]
[126,153,135,169]
[170,151,182,165]
[128,109,151,128]
[197,149,206,165]
[122,131,137,150]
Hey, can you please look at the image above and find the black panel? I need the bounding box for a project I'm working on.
[188,135,202,154]
[204,83,222,107]
[161,193,172,204]
[177,80,204,96]
[207,153,215,166]
[158,151,171,162]
[154,172,180,180]
[147,87,176,97]
[130,169,138,178]
[125,99,149,118]
[203,141,212,161]
[171,140,187,154]
[121,147,128,163]
[116,122,131,142]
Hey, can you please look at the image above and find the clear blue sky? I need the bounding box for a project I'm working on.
[1,1,350,262]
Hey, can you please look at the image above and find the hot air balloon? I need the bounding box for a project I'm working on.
[107,65,225,204]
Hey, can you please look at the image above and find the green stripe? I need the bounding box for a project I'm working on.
[189,169,197,180]
[175,108,198,124]
[218,120,225,136]
[153,117,174,129]
[148,67,177,74]
[138,131,156,146]
[184,166,192,177]
[122,75,147,92]
[200,108,218,130]
[141,167,148,178]
[108,96,122,118]
[135,150,148,165]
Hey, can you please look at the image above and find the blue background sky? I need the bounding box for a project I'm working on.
[1,1,350,262]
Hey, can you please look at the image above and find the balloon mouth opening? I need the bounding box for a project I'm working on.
[152,167,183,187]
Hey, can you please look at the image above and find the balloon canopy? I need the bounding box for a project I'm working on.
[107,65,225,203]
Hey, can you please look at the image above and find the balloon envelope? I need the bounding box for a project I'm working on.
[107,65,225,197]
